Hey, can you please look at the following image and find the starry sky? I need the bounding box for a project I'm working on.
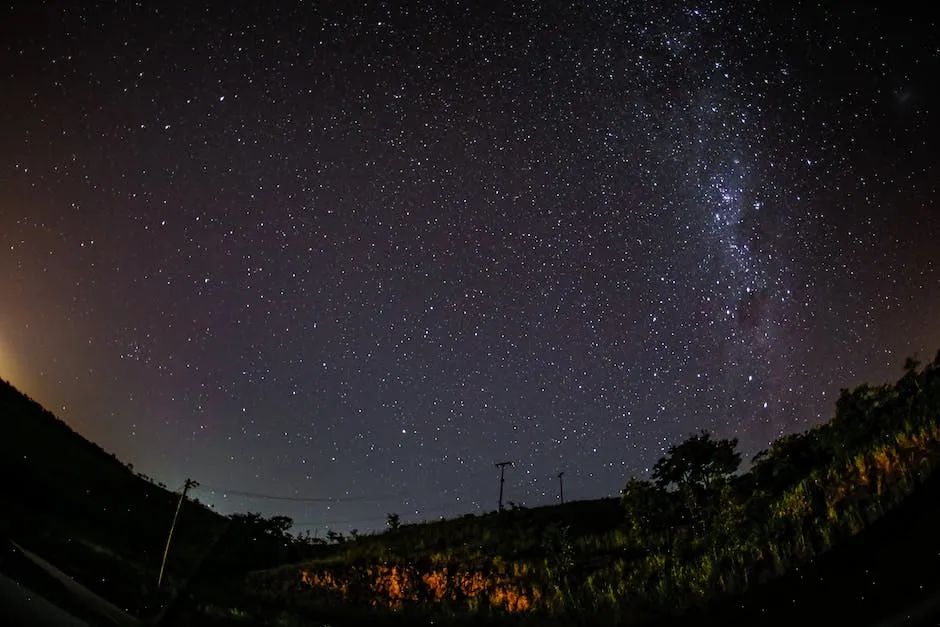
[1,1,938,532]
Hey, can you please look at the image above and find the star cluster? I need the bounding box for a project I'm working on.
[0,2,938,531]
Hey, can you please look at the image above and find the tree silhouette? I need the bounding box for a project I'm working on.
[651,431,741,492]
[751,430,826,493]
[620,476,671,540]
[649,431,741,533]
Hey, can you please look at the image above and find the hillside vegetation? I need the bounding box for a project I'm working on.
[4,353,940,626]
[0,378,310,623]
[249,352,940,625]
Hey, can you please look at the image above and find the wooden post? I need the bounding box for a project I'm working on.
[495,461,513,511]
[157,478,197,588]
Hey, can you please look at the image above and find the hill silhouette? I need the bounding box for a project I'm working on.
[0,377,230,615]
[4,352,940,626]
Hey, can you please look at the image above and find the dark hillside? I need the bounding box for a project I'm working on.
[658,465,940,626]
[0,378,227,614]
[315,497,623,566]
[4,354,940,626]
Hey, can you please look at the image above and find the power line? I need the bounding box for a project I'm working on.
[195,484,407,503]
[194,462,507,508]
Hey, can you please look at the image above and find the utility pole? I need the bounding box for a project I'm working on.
[495,461,513,512]
[157,478,198,588]
[557,471,565,504]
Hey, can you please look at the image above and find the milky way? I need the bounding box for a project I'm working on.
[0,2,938,531]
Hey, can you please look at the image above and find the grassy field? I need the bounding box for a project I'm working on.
[247,351,940,626]
[3,351,940,626]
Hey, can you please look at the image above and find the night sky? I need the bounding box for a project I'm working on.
[1,2,938,533]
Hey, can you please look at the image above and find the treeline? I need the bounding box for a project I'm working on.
[583,354,940,618]
[251,351,940,625]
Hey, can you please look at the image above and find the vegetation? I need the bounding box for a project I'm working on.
[0,377,316,624]
[4,351,940,625]
[248,351,940,625]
